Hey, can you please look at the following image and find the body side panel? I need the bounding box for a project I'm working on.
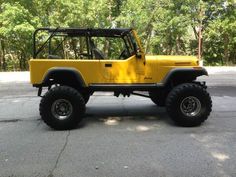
[29,55,202,87]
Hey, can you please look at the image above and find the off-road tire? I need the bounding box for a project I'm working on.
[40,86,85,130]
[81,93,90,104]
[149,90,167,107]
[166,83,212,127]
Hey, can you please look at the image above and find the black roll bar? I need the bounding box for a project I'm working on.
[33,27,60,58]
[32,27,133,59]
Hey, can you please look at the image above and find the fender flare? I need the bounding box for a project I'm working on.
[162,68,208,86]
[42,67,86,87]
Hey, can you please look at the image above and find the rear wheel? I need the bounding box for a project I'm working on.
[166,83,212,127]
[40,86,85,130]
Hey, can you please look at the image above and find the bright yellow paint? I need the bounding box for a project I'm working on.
[29,55,199,86]
[29,30,199,86]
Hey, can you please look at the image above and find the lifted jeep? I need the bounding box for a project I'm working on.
[29,28,212,130]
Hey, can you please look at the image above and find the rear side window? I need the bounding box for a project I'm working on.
[49,36,90,59]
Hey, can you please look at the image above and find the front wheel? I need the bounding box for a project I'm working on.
[166,83,212,127]
[81,92,90,104]
[40,86,85,130]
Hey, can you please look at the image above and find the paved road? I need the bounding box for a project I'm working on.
[0,70,236,177]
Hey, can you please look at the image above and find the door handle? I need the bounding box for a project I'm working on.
[105,63,112,67]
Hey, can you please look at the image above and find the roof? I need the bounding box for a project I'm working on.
[41,28,132,37]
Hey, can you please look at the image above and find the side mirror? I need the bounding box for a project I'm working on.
[136,51,142,59]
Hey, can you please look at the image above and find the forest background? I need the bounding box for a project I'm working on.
[0,0,235,71]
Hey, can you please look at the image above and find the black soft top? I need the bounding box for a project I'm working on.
[33,27,133,58]
[37,27,132,37]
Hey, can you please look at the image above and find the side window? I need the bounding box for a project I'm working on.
[49,36,89,59]
[90,37,130,60]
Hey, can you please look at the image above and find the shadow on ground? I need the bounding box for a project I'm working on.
[81,104,173,128]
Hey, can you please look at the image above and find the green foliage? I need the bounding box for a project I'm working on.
[0,2,37,70]
[0,0,236,71]
[203,1,236,65]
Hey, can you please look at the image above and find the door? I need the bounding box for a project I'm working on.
[90,34,145,83]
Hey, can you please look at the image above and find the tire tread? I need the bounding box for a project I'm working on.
[40,86,85,130]
[166,83,212,126]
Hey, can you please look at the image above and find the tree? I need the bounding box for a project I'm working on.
[0,0,235,71]
[203,0,236,65]
[0,2,37,70]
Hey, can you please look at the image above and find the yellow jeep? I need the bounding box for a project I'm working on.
[29,28,212,130]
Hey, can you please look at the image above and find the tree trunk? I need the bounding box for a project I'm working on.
[192,25,198,40]
[145,30,152,53]
[0,40,6,71]
[199,30,203,60]
[22,51,27,70]
[167,43,173,55]
[223,33,229,65]
[233,44,236,64]
[103,39,109,58]
[71,40,78,59]
[0,40,2,70]
[19,55,22,71]
[176,35,181,55]
[79,37,84,58]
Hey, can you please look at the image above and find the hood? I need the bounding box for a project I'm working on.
[145,55,199,66]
